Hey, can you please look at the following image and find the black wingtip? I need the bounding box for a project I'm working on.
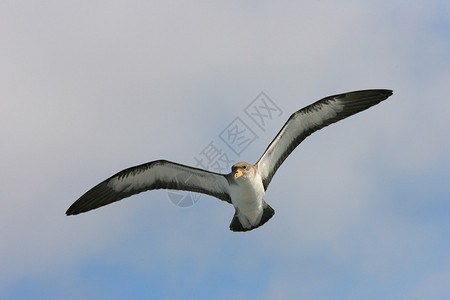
[375,89,393,101]
[65,196,90,216]
[377,89,393,98]
[65,203,82,216]
[376,89,394,102]
[65,180,122,216]
[380,89,393,97]
[347,89,393,98]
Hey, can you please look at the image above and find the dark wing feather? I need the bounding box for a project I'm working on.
[66,160,231,215]
[256,89,393,190]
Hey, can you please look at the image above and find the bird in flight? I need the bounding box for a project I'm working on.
[66,89,393,232]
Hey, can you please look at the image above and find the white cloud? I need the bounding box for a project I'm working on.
[0,0,448,298]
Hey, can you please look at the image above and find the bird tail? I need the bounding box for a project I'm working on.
[229,201,275,232]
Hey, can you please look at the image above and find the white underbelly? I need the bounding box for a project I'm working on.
[233,194,262,219]
[230,179,265,225]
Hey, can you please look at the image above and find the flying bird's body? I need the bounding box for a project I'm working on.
[67,89,393,231]
[228,162,269,231]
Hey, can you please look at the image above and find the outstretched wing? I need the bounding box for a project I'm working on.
[66,160,231,215]
[256,89,393,190]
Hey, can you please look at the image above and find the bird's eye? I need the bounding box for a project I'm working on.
[243,165,246,169]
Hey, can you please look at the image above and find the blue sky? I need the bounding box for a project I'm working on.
[1,1,449,299]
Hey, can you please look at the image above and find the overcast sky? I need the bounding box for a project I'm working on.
[1,1,449,299]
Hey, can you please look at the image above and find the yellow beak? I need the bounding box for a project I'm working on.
[234,169,243,179]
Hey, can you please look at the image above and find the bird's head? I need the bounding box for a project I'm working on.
[232,162,253,181]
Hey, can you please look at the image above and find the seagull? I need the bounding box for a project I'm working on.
[66,89,393,232]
